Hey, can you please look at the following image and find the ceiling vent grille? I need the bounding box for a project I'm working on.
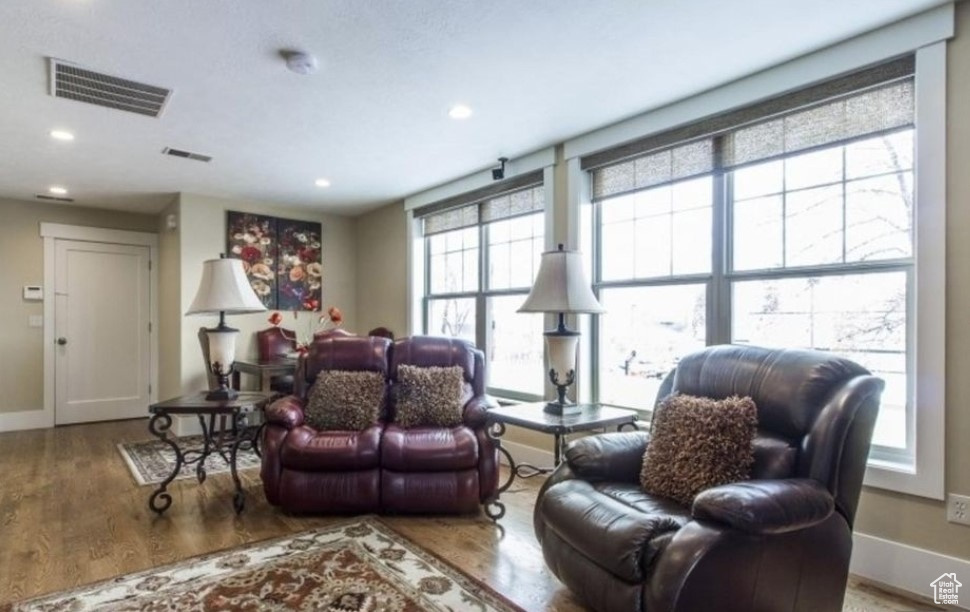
[162,147,212,162]
[36,194,74,203]
[49,59,171,118]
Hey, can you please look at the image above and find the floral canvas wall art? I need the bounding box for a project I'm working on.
[277,218,322,311]
[227,211,277,308]
[226,211,322,311]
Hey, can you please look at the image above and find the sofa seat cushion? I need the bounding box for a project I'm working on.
[280,424,382,471]
[381,424,479,471]
[538,479,689,583]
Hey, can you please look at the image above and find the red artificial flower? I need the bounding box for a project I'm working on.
[328,306,343,324]
[268,311,283,326]
[302,298,320,312]
[240,245,262,264]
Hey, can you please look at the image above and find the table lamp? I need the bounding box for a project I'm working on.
[186,256,266,400]
[519,244,605,415]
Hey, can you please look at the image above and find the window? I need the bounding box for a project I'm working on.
[418,182,547,399]
[588,59,921,467]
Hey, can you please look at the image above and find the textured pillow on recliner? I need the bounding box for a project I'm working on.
[304,370,385,431]
[640,393,757,506]
[394,365,464,428]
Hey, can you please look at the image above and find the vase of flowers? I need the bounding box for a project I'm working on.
[268,306,343,355]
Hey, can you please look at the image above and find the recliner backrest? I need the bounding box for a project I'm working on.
[657,344,883,526]
[387,336,485,421]
[297,335,392,399]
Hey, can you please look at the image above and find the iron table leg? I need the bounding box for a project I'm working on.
[148,413,182,515]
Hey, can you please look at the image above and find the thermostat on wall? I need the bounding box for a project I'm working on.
[23,285,43,301]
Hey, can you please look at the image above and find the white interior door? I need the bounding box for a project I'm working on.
[55,240,151,424]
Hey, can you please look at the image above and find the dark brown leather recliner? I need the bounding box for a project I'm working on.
[260,334,499,514]
[534,345,883,612]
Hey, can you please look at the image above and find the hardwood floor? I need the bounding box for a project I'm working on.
[0,418,579,610]
[0,419,936,611]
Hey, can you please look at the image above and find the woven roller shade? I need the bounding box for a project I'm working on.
[588,56,914,202]
[421,183,544,236]
[723,79,914,168]
[423,204,479,235]
[592,139,714,201]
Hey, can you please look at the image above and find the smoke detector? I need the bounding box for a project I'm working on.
[283,51,318,75]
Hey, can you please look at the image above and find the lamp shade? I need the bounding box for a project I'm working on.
[186,258,266,315]
[518,245,605,314]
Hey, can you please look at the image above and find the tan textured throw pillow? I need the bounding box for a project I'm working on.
[640,394,757,506]
[305,370,385,431]
[394,365,464,428]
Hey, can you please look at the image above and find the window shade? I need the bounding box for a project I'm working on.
[723,79,914,168]
[587,56,914,202]
[481,185,544,223]
[423,204,479,235]
[420,181,544,236]
[592,139,714,201]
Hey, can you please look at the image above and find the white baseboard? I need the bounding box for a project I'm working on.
[0,409,52,432]
[851,532,970,609]
[503,439,969,608]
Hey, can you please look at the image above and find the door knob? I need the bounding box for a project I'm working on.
[56,337,68,346]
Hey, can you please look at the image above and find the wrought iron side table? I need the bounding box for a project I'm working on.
[483,402,639,520]
[147,391,274,515]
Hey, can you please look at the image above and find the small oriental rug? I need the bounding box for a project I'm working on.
[117,435,260,486]
[4,518,523,612]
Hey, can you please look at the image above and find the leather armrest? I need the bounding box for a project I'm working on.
[463,395,498,428]
[692,478,834,535]
[563,431,649,483]
[263,395,305,429]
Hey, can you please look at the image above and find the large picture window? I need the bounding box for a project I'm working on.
[588,61,918,465]
[418,183,546,399]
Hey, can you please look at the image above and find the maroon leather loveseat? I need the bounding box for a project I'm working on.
[260,334,499,514]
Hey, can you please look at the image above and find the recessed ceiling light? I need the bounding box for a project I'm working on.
[49,186,68,195]
[50,130,74,141]
[448,105,473,119]
[314,178,331,188]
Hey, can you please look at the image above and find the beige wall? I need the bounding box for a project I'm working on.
[852,1,970,559]
[353,201,408,337]
[156,199,181,399]
[176,193,357,393]
[0,197,157,414]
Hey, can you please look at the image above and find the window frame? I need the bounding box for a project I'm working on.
[421,210,547,402]
[585,44,946,499]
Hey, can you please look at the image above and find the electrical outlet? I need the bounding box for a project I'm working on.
[947,494,970,525]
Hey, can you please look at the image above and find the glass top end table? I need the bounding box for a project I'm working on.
[483,402,640,520]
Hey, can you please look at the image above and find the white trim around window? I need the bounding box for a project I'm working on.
[863,40,946,499]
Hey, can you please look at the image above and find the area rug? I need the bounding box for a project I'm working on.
[3,518,523,611]
[117,435,261,486]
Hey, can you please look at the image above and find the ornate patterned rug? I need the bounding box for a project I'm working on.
[117,435,261,486]
[4,518,523,611]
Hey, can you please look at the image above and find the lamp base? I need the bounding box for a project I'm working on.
[544,400,583,416]
[205,386,238,401]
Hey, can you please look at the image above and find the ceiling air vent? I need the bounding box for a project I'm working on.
[162,147,212,163]
[49,59,171,118]
[36,194,74,203]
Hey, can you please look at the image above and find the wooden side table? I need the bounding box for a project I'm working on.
[232,358,298,392]
[483,402,639,520]
[147,391,274,515]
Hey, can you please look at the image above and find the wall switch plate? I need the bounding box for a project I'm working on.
[947,494,970,525]
[28,315,43,328]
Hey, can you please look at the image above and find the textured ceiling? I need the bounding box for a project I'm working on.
[0,0,948,214]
